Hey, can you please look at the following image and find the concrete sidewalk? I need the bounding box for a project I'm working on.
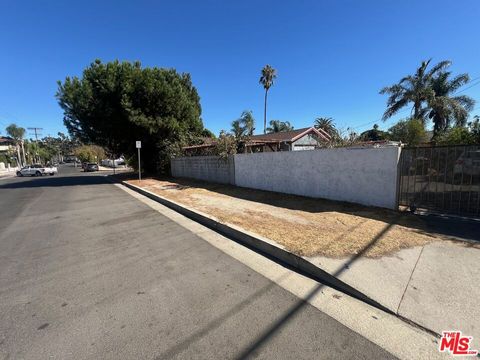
[307,241,480,349]
[0,169,17,180]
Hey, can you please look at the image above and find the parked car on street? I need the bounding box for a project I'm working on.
[16,164,58,177]
[84,163,99,172]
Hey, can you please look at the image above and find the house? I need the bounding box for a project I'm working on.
[181,137,218,156]
[0,136,16,167]
[0,136,15,153]
[182,127,331,155]
[243,127,330,152]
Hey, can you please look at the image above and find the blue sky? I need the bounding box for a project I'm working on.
[1,0,479,138]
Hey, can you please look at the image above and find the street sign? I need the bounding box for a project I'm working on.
[136,141,142,181]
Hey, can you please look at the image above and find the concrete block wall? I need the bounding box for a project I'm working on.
[171,156,235,185]
[234,147,401,209]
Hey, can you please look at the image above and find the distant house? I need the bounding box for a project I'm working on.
[181,137,218,156]
[0,136,15,153]
[182,127,331,155]
[243,127,330,152]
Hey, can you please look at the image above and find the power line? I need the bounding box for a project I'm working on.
[454,79,480,95]
[27,127,43,141]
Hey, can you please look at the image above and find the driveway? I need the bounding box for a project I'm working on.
[0,165,395,359]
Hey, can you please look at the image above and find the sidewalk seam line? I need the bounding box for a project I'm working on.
[396,244,425,315]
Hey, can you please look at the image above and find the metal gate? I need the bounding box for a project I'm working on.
[398,145,480,218]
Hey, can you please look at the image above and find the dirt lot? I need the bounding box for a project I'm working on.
[127,178,450,258]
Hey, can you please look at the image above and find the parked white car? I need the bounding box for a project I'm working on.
[16,164,58,177]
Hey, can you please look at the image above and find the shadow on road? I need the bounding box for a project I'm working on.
[232,221,397,359]
[152,221,397,359]
[0,175,112,189]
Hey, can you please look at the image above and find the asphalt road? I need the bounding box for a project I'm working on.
[0,165,396,359]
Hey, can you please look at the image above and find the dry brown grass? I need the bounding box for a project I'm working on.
[127,178,444,258]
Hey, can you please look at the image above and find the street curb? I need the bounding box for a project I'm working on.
[121,180,394,315]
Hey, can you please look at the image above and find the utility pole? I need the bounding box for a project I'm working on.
[28,127,43,163]
[28,127,43,142]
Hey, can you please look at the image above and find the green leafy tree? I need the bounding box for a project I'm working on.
[427,71,475,136]
[214,130,237,159]
[56,59,206,172]
[74,145,106,163]
[469,115,480,143]
[380,59,450,123]
[359,124,389,141]
[6,123,25,166]
[55,132,80,156]
[266,120,293,133]
[259,65,277,134]
[435,127,474,145]
[435,117,480,145]
[201,129,216,138]
[388,118,427,146]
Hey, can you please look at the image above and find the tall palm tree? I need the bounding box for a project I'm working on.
[6,123,25,167]
[314,117,338,138]
[259,65,277,134]
[266,120,293,133]
[380,59,451,124]
[427,71,475,135]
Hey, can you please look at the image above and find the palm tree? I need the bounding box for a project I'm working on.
[230,119,245,140]
[6,123,25,167]
[427,71,475,136]
[314,117,338,138]
[380,59,451,124]
[259,65,277,134]
[240,110,255,136]
[266,120,293,133]
[230,110,256,140]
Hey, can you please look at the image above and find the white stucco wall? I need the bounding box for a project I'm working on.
[234,147,401,209]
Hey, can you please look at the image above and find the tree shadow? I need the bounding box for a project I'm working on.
[233,221,396,359]
[0,174,111,189]
[154,221,396,359]
[154,273,291,360]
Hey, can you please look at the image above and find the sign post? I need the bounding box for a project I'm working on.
[136,141,142,181]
